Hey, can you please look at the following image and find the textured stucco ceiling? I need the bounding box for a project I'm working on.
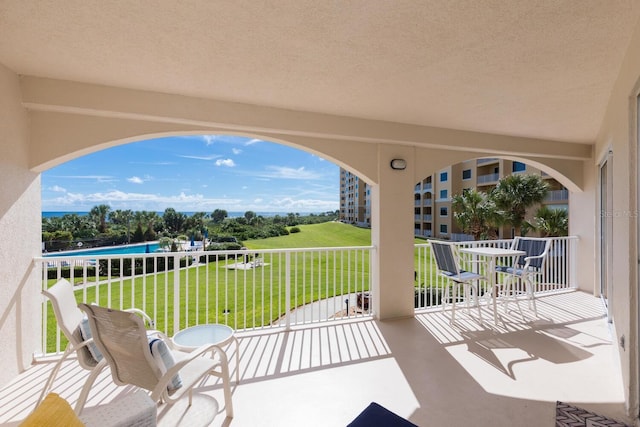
[1,0,639,143]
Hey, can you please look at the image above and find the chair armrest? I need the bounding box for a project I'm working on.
[522,253,546,271]
[149,343,226,401]
[123,308,155,328]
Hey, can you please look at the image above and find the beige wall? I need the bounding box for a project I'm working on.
[0,64,42,385]
[593,18,640,419]
[0,64,610,400]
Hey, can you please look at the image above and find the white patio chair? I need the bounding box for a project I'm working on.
[496,237,552,316]
[78,303,234,418]
[39,278,155,414]
[429,240,486,324]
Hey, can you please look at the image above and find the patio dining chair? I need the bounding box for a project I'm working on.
[495,237,552,316]
[39,278,155,413]
[77,303,234,418]
[429,240,486,325]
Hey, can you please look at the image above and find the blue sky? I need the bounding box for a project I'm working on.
[41,135,339,213]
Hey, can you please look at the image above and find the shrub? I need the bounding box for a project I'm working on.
[414,287,444,308]
[47,265,97,280]
[289,226,301,233]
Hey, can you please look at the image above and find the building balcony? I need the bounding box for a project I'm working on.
[476,158,499,165]
[477,173,500,185]
[0,238,627,426]
[0,291,623,425]
[545,189,569,202]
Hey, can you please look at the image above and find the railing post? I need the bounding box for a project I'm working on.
[570,237,577,289]
[173,254,180,334]
[285,251,291,330]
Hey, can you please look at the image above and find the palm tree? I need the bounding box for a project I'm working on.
[452,189,501,240]
[211,209,228,224]
[163,208,187,234]
[90,204,111,233]
[491,174,549,236]
[534,206,568,237]
[141,211,161,241]
[109,209,133,243]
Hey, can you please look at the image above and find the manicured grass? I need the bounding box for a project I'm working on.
[45,222,375,351]
[245,221,372,248]
[45,223,438,352]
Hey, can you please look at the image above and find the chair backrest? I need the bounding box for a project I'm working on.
[42,279,98,369]
[430,241,460,276]
[513,237,551,269]
[78,303,161,392]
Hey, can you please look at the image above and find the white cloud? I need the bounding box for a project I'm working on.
[42,190,244,211]
[269,197,339,211]
[41,188,339,213]
[244,139,262,146]
[54,175,116,183]
[50,185,66,192]
[215,158,236,167]
[203,135,218,145]
[258,166,322,180]
[179,154,222,161]
[232,148,242,155]
[127,176,144,184]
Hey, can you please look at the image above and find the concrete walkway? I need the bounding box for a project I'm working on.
[275,292,371,326]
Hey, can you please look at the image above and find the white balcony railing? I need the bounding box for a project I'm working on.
[545,189,569,202]
[414,236,577,310]
[36,246,374,358]
[477,173,500,184]
[36,237,577,357]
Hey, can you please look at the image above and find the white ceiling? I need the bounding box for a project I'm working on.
[1,0,639,143]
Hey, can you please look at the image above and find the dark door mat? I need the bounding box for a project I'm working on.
[556,401,630,427]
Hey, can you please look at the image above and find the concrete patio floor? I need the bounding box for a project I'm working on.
[0,290,627,427]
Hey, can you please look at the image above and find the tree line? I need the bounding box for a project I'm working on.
[42,208,339,251]
[451,174,568,240]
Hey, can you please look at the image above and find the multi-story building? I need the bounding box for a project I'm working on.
[341,159,568,240]
[339,169,369,226]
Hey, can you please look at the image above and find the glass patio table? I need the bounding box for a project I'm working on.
[172,324,240,382]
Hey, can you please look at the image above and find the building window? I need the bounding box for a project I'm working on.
[440,224,448,234]
[439,189,448,199]
[440,207,448,216]
[440,172,448,182]
[462,169,472,180]
[512,161,526,172]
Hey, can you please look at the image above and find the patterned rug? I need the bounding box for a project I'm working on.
[556,402,630,427]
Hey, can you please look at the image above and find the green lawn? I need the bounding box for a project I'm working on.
[45,222,377,352]
[245,221,372,248]
[45,223,438,352]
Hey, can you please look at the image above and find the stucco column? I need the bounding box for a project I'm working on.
[0,64,42,384]
[371,144,416,320]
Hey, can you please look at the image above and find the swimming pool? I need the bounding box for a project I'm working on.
[44,242,161,257]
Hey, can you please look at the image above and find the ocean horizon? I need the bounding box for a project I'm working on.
[42,211,317,219]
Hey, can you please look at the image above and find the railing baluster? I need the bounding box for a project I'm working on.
[285,251,291,330]
[172,254,180,334]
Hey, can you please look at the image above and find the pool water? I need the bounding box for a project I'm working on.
[45,242,161,257]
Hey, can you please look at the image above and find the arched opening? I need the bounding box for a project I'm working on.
[413,157,571,241]
[41,134,341,216]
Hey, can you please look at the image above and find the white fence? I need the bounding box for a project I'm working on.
[37,237,577,356]
[37,246,374,356]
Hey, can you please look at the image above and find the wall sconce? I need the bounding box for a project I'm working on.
[390,158,407,170]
